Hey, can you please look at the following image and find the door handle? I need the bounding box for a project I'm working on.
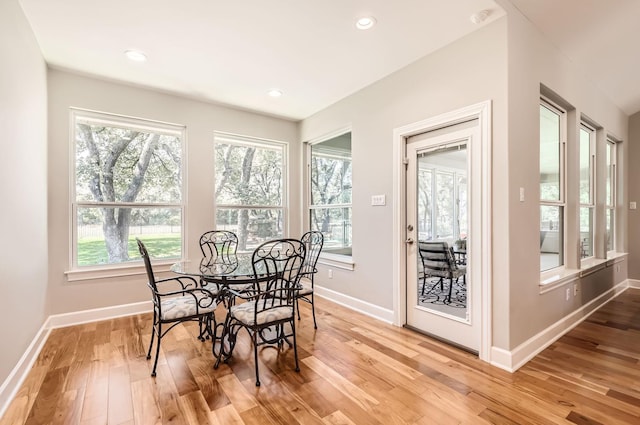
[405,238,414,244]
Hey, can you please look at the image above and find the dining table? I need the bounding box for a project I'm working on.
[170,252,296,365]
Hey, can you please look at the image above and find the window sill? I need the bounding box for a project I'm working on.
[579,257,607,278]
[539,252,627,294]
[606,251,628,265]
[65,260,176,282]
[539,267,580,293]
[318,253,355,271]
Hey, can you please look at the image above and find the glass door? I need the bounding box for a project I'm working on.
[405,124,479,352]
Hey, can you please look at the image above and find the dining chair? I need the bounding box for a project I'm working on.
[137,238,219,377]
[199,230,238,260]
[197,230,239,332]
[296,231,324,328]
[215,238,305,386]
[418,240,466,303]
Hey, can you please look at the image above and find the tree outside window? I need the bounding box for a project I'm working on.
[214,133,286,251]
[73,110,184,267]
[309,132,352,256]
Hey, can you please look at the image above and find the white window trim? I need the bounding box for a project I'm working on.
[540,98,567,277]
[305,127,353,264]
[213,131,289,241]
[606,138,618,255]
[68,108,187,276]
[579,122,596,264]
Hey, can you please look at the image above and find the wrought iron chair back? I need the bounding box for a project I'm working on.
[199,230,238,260]
[296,231,324,328]
[137,238,218,377]
[215,238,305,386]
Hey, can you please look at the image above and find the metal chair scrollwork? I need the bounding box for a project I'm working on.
[297,231,324,328]
[137,238,218,377]
[214,238,305,386]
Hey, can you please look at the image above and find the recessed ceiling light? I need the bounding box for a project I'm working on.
[268,89,283,97]
[470,9,490,24]
[124,49,147,62]
[356,16,376,30]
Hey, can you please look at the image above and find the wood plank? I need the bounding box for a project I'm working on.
[4,289,640,425]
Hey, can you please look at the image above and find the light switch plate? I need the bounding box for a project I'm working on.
[631,201,637,210]
[371,194,386,206]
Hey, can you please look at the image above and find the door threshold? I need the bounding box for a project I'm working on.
[403,324,478,356]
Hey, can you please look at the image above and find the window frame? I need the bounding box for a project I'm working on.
[417,163,467,242]
[213,132,288,252]
[579,122,596,261]
[305,127,354,267]
[606,138,617,255]
[539,98,567,274]
[69,108,186,272]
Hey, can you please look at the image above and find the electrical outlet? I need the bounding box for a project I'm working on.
[573,283,578,296]
[616,264,620,273]
[328,269,333,279]
[565,288,571,301]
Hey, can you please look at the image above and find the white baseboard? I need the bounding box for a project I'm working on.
[0,324,50,420]
[0,301,152,419]
[45,300,152,329]
[627,279,640,289]
[314,285,395,324]
[490,279,630,372]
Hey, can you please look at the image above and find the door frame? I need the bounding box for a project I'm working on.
[392,100,492,361]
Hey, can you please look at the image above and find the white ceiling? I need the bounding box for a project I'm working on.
[507,0,640,117]
[18,0,503,120]
[17,1,640,121]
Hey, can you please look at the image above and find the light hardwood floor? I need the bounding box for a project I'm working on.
[3,289,640,425]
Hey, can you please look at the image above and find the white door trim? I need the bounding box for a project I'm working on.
[392,100,492,361]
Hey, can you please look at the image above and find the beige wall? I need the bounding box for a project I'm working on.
[300,20,509,331]
[500,0,629,349]
[47,70,299,314]
[628,112,640,279]
[0,0,48,384]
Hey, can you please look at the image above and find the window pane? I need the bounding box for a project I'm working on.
[417,169,432,241]
[215,142,283,207]
[216,208,284,252]
[75,120,182,203]
[540,205,564,271]
[579,207,593,258]
[309,207,352,254]
[310,134,352,206]
[435,172,454,239]
[579,127,592,204]
[77,207,181,266]
[606,208,614,252]
[606,142,613,206]
[73,112,185,268]
[540,104,561,201]
[457,174,468,239]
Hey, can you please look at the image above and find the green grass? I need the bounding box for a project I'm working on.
[77,234,181,266]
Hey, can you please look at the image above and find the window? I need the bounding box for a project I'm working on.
[540,100,566,272]
[73,110,184,268]
[417,151,467,243]
[606,139,617,253]
[214,133,286,252]
[579,123,595,259]
[309,132,352,256]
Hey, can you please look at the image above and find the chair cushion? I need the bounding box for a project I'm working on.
[230,300,293,326]
[296,277,313,296]
[160,294,217,321]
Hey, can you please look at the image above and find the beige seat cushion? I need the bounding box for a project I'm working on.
[296,277,313,296]
[160,294,217,321]
[230,299,293,326]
